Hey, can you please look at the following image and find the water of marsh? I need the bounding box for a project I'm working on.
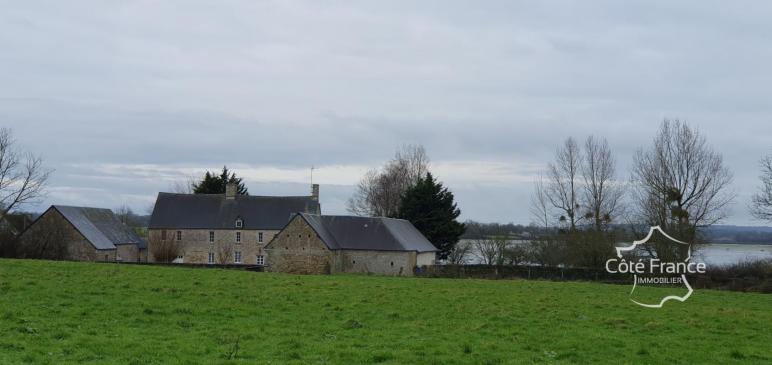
[458,239,772,266]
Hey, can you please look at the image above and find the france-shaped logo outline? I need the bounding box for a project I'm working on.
[616,226,693,308]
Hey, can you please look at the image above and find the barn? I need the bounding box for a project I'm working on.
[18,205,147,262]
[265,213,437,276]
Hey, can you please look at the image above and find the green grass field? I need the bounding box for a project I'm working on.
[0,259,770,364]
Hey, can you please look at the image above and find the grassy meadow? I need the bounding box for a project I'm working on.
[0,259,770,364]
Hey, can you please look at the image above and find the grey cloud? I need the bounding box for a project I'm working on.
[1,1,771,225]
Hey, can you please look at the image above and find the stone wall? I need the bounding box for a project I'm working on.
[416,252,436,266]
[264,215,333,274]
[265,215,425,276]
[116,244,139,263]
[147,228,278,265]
[19,208,116,262]
[334,250,416,276]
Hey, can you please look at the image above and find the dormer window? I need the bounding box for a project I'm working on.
[235,218,243,228]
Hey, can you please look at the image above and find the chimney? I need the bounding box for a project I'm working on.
[311,184,319,201]
[226,183,237,200]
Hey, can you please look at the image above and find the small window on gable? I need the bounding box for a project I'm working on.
[258,232,263,243]
[235,218,243,228]
[176,231,182,241]
[209,231,214,243]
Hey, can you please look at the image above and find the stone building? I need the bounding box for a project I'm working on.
[265,213,437,276]
[18,205,147,262]
[147,184,320,265]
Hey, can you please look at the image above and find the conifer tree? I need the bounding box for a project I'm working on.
[398,173,465,259]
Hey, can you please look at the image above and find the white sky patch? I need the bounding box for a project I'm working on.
[74,160,543,188]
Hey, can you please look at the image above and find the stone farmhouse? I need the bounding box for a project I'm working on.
[265,212,437,276]
[147,184,320,265]
[18,205,147,262]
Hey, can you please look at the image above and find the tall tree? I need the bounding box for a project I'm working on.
[581,136,624,231]
[632,120,734,244]
[397,173,465,260]
[0,128,51,221]
[529,174,551,229]
[192,166,248,195]
[347,144,429,217]
[751,154,772,222]
[546,137,582,231]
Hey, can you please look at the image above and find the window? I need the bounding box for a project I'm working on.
[208,252,214,264]
[176,231,182,241]
[258,232,263,243]
[235,218,243,228]
[209,231,214,243]
[236,231,242,243]
[161,230,167,240]
[234,251,242,263]
[256,255,264,266]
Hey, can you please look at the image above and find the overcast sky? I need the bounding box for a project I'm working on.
[2,1,771,225]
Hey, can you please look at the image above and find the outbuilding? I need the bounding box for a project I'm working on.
[265,213,437,276]
[18,205,147,262]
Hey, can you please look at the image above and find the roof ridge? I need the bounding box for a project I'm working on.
[301,212,411,222]
[159,192,312,199]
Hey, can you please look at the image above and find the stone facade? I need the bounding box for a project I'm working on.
[19,208,118,262]
[116,243,147,263]
[265,215,431,276]
[147,228,279,265]
[265,216,333,274]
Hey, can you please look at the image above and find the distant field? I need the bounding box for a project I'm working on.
[0,260,770,364]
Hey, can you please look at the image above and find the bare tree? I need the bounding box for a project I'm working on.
[546,138,582,230]
[216,241,234,264]
[472,236,507,265]
[581,136,624,231]
[529,174,551,229]
[632,120,734,243]
[0,128,52,221]
[150,231,182,263]
[503,245,529,266]
[114,204,140,226]
[347,144,429,217]
[170,175,195,194]
[19,213,71,260]
[751,155,772,222]
[447,240,471,264]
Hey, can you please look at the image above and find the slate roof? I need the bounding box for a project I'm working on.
[148,193,320,230]
[294,213,438,252]
[52,206,146,250]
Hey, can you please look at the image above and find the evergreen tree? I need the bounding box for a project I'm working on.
[397,172,465,259]
[192,166,249,195]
